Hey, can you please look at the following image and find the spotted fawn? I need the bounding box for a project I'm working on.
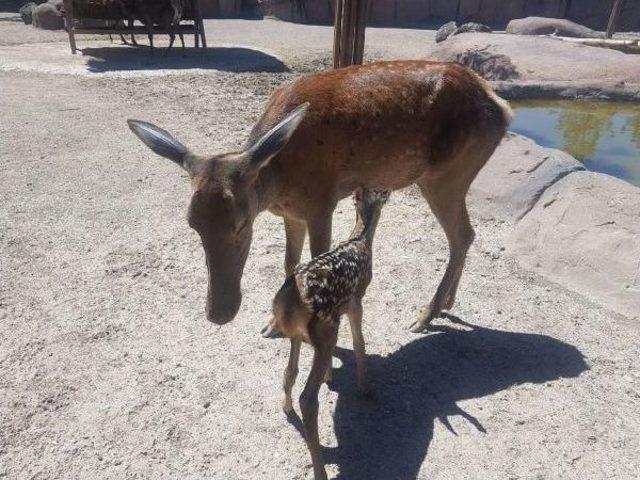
[261,187,389,480]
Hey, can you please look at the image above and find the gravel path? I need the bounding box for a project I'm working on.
[1,18,639,480]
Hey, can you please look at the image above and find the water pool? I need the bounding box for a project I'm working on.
[510,100,640,187]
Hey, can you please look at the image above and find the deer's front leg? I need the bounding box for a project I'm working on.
[307,207,334,257]
[300,327,337,480]
[282,339,301,414]
[284,217,306,275]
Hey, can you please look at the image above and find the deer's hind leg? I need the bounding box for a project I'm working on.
[410,173,475,333]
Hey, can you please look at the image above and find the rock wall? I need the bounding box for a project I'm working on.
[472,133,640,321]
[260,0,640,30]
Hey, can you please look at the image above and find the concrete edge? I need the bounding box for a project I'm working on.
[492,80,640,102]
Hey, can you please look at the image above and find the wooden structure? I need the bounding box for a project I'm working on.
[62,0,207,54]
[332,0,368,68]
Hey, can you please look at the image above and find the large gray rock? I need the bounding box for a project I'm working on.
[452,22,492,36]
[47,0,63,12]
[508,171,640,320]
[435,21,457,43]
[471,133,584,222]
[430,33,640,84]
[19,2,37,24]
[31,2,64,30]
[452,48,520,80]
[506,16,603,38]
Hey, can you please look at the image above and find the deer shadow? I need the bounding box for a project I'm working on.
[82,46,288,73]
[290,318,587,480]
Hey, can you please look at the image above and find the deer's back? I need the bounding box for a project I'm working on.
[253,61,510,203]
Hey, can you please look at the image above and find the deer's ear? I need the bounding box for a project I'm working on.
[128,119,192,171]
[246,103,309,171]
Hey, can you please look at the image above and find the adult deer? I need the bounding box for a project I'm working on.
[128,60,512,333]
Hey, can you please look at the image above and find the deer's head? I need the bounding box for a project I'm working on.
[127,104,308,325]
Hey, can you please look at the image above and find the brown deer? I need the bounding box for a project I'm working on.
[127,60,512,333]
[261,187,389,480]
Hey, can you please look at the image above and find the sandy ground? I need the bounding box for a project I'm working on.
[1,17,639,480]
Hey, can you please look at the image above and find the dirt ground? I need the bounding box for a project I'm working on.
[1,17,639,480]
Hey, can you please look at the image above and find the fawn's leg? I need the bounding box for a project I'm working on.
[282,339,301,414]
[410,177,475,333]
[347,300,369,395]
[283,217,306,276]
[300,326,336,480]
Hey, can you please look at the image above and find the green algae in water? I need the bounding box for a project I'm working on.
[511,100,640,187]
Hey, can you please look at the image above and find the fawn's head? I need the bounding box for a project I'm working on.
[351,187,390,238]
[127,104,308,325]
[260,276,314,342]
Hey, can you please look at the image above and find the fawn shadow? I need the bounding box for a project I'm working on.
[83,46,288,73]
[303,318,587,480]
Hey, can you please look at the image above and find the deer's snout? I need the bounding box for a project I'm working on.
[205,289,241,325]
[261,322,284,339]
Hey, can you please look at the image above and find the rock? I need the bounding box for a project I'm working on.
[452,48,519,80]
[435,21,457,43]
[19,2,37,23]
[19,2,37,25]
[509,171,640,320]
[430,33,640,84]
[32,2,64,30]
[506,17,602,39]
[48,0,64,13]
[470,133,585,222]
[452,22,492,36]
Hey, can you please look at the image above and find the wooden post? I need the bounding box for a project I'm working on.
[353,0,367,65]
[606,0,624,39]
[333,0,367,68]
[194,0,207,48]
[333,0,344,67]
[62,0,77,54]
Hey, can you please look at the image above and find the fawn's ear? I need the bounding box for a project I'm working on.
[245,103,309,172]
[128,119,194,172]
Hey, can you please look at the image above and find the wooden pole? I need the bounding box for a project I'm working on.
[342,0,358,66]
[353,0,368,64]
[337,0,352,67]
[194,0,206,48]
[333,0,367,68]
[333,0,344,68]
[606,0,624,39]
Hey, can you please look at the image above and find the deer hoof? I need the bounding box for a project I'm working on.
[282,396,294,415]
[409,310,437,333]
